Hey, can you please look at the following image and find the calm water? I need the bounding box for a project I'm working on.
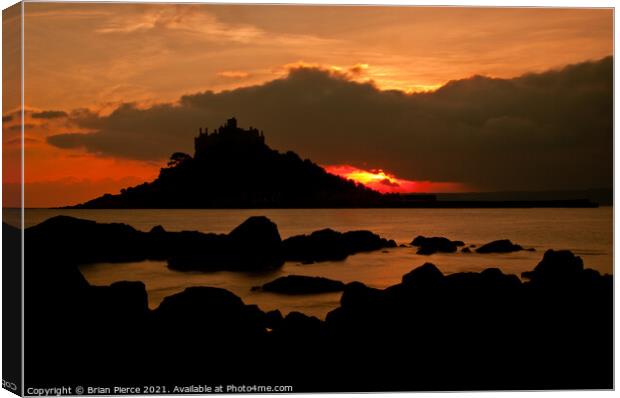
[20,208,613,318]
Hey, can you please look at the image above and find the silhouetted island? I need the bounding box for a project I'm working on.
[70,117,598,209]
[72,117,384,208]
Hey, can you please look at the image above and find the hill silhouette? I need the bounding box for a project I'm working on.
[71,117,598,209]
[73,117,384,208]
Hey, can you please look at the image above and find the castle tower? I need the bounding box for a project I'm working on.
[226,117,237,129]
[194,118,265,160]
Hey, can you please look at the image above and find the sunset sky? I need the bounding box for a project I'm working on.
[2,3,613,207]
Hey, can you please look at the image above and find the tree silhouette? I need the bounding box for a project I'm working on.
[167,152,192,168]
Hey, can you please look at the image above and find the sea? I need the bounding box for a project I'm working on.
[18,207,613,319]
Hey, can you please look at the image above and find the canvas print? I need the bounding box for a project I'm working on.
[2,2,613,395]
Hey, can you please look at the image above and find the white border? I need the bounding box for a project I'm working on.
[0,1,616,398]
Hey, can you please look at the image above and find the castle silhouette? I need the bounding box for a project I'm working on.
[73,118,384,208]
[194,117,265,160]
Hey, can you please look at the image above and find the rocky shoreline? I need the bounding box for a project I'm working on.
[25,215,396,271]
[16,217,613,391]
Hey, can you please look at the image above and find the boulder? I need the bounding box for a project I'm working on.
[283,228,396,262]
[401,263,444,286]
[340,281,385,311]
[476,239,523,253]
[25,216,148,264]
[274,311,325,338]
[152,286,266,338]
[87,281,149,320]
[411,235,464,255]
[265,310,284,330]
[229,216,282,253]
[521,249,584,285]
[149,225,166,234]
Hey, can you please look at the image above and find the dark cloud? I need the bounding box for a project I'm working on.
[379,178,400,188]
[8,123,35,131]
[48,56,612,191]
[31,110,68,119]
[46,133,85,149]
[5,137,40,146]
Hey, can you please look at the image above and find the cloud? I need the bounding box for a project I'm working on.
[47,56,612,191]
[8,123,36,131]
[4,137,40,146]
[349,63,370,76]
[95,6,262,43]
[46,132,89,149]
[31,110,68,119]
[93,5,336,48]
[380,178,400,188]
[217,71,251,79]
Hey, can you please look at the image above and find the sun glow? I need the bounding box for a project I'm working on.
[324,164,466,194]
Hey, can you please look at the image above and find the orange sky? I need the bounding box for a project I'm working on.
[2,4,613,207]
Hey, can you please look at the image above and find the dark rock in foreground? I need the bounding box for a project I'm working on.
[283,228,396,262]
[401,262,444,286]
[522,249,595,287]
[476,239,523,253]
[262,275,346,294]
[273,311,325,339]
[411,235,465,255]
[152,286,267,339]
[25,221,612,392]
[325,253,611,390]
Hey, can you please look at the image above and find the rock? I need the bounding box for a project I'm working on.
[26,215,400,271]
[88,281,149,320]
[283,228,396,262]
[155,286,245,317]
[262,275,345,294]
[461,247,472,253]
[165,217,283,271]
[476,239,523,253]
[25,215,148,264]
[152,287,266,338]
[149,225,166,234]
[521,249,584,285]
[340,281,385,310]
[411,235,464,255]
[479,268,522,289]
[108,281,149,315]
[275,311,324,338]
[265,310,284,330]
[229,216,282,253]
[401,263,444,286]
